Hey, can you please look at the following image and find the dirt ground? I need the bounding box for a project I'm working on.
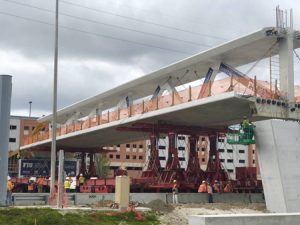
[145,200,267,225]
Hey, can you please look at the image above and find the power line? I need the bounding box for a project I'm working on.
[0,10,195,55]
[114,1,250,35]
[1,0,212,48]
[60,0,227,41]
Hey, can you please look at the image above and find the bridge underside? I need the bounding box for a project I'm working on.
[21,92,300,150]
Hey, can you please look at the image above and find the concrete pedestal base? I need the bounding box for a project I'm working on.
[189,213,300,225]
[255,120,300,213]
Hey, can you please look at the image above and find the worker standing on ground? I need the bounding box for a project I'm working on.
[213,180,220,193]
[207,182,213,203]
[36,176,44,193]
[198,180,207,193]
[172,180,179,204]
[64,177,71,193]
[6,177,14,206]
[28,179,35,193]
[78,173,85,192]
[69,177,76,193]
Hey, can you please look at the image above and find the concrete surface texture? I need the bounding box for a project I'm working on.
[0,75,12,206]
[255,120,300,213]
[189,213,300,225]
[11,193,265,206]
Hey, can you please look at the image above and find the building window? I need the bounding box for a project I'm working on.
[228,169,234,173]
[159,156,166,160]
[178,157,185,161]
[218,149,224,153]
[24,126,30,135]
[139,156,143,160]
[139,144,143,148]
[117,144,120,147]
[239,150,245,154]
[32,127,35,131]
[116,155,120,159]
[109,154,113,159]
[9,138,16,143]
[132,144,137,148]
[253,150,255,154]
[227,159,233,163]
[126,144,130,148]
[253,160,256,164]
[178,136,185,140]
[201,158,205,162]
[201,148,205,151]
[126,155,130,159]
[227,149,233,153]
[220,159,225,162]
[132,155,137,160]
[178,147,185,151]
[239,160,245,163]
[201,137,206,141]
[158,145,166,150]
[10,125,17,130]
[218,138,224,142]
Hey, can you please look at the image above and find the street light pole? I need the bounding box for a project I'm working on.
[50,0,59,200]
[29,101,32,117]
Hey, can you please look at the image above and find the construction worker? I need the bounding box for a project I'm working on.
[242,116,250,129]
[69,177,76,193]
[64,177,71,193]
[36,176,44,193]
[6,177,14,206]
[28,178,35,193]
[198,180,207,193]
[213,180,220,193]
[78,173,85,192]
[172,180,179,204]
[207,182,213,203]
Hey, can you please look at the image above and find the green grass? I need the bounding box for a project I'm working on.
[0,208,159,225]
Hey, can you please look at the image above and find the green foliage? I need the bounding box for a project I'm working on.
[0,208,159,225]
[95,153,110,178]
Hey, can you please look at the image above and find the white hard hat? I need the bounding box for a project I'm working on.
[7,176,11,180]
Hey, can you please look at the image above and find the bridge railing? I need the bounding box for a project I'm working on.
[23,77,287,146]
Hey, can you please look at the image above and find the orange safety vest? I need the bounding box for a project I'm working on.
[198,184,207,193]
[7,181,14,192]
[37,178,44,185]
[28,183,34,191]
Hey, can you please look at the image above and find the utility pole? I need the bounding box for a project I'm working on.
[50,0,59,200]
[29,101,32,117]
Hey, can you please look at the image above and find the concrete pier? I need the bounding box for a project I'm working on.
[255,120,300,213]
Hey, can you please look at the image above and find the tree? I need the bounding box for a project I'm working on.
[95,154,110,180]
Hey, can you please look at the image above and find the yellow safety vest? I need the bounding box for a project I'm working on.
[64,180,70,189]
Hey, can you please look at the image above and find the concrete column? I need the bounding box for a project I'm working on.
[254,120,300,212]
[115,176,129,211]
[279,29,295,103]
[0,75,12,206]
[57,149,64,208]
